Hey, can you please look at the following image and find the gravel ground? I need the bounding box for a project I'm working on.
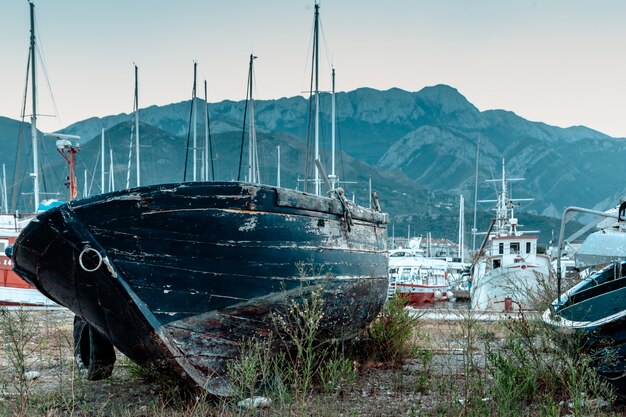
[1,306,625,416]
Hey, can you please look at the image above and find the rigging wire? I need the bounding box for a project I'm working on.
[237,58,251,181]
[125,77,139,189]
[318,19,334,85]
[303,4,337,192]
[183,78,195,182]
[84,150,101,195]
[299,15,316,101]
[39,134,65,198]
[250,57,260,183]
[34,18,62,129]
[304,49,315,192]
[11,50,31,212]
[336,107,346,188]
[205,85,215,181]
[489,166,498,195]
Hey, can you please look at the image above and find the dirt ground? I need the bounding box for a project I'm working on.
[1,307,625,416]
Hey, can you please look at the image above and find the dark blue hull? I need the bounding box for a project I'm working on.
[12,181,388,395]
[543,263,626,394]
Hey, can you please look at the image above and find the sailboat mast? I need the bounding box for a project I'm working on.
[247,54,259,183]
[109,148,115,192]
[458,195,465,260]
[471,136,480,253]
[84,170,88,198]
[101,129,105,193]
[277,145,281,187]
[204,80,209,182]
[2,164,8,214]
[134,64,140,187]
[29,1,39,212]
[313,3,320,195]
[330,67,336,189]
[192,62,197,182]
[247,56,253,182]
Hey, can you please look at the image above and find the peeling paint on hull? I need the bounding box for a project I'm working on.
[11,181,388,396]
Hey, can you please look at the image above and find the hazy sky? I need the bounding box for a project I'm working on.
[3,0,626,137]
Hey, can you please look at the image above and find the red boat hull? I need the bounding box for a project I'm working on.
[394,283,449,307]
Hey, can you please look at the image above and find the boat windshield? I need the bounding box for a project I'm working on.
[400,268,411,281]
[564,260,626,310]
[589,261,626,286]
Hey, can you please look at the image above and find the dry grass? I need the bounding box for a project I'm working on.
[0,305,623,416]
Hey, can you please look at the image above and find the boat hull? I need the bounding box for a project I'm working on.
[12,181,388,395]
[543,264,626,394]
[387,255,449,307]
[471,262,549,311]
[394,282,449,307]
[1,231,57,307]
[575,228,626,268]
[0,286,58,307]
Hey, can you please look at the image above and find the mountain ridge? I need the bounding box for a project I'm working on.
[0,84,621,243]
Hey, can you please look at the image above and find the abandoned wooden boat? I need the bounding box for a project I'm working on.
[10,2,388,396]
[12,181,388,395]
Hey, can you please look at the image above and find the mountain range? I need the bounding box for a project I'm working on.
[1,84,612,244]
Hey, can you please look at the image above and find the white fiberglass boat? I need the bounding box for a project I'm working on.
[470,161,550,311]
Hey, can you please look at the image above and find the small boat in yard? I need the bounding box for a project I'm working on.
[388,250,451,306]
[543,261,626,392]
[10,3,389,397]
[543,201,626,393]
[470,160,550,312]
[0,213,57,307]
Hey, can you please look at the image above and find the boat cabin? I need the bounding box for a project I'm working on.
[391,265,447,287]
[487,235,538,270]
